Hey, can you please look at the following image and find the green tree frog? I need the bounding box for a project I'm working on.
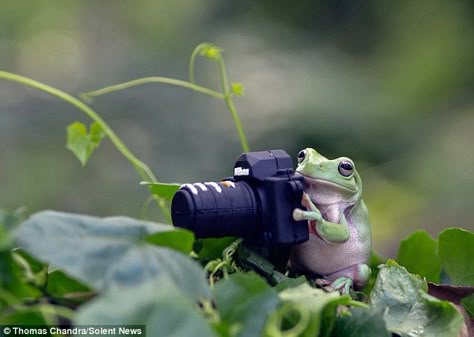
[290,148,372,293]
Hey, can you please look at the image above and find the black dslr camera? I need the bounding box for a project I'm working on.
[171,150,308,247]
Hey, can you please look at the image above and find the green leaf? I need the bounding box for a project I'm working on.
[66,121,106,166]
[213,273,280,337]
[0,250,43,302]
[197,237,237,260]
[47,270,91,297]
[438,228,474,286]
[267,283,351,337]
[76,277,216,337]
[141,182,181,202]
[330,307,391,337]
[274,276,307,292]
[145,229,194,253]
[15,211,210,301]
[0,307,50,325]
[46,270,93,307]
[397,230,442,282]
[461,293,474,318]
[370,260,464,337]
[362,250,386,295]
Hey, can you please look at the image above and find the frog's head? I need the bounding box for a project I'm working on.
[295,148,362,205]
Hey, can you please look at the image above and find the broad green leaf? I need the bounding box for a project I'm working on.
[0,251,43,302]
[438,228,474,286]
[397,230,442,282]
[76,277,216,337]
[362,250,386,295]
[0,307,50,325]
[0,209,45,300]
[197,237,237,260]
[461,293,474,318]
[268,283,351,337]
[66,121,106,166]
[14,211,210,301]
[274,276,307,292]
[13,249,47,275]
[370,260,464,337]
[141,182,181,202]
[47,270,91,297]
[213,273,280,337]
[330,307,391,337]
[145,228,194,253]
[12,250,48,289]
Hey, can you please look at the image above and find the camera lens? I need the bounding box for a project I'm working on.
[171,181,258,238]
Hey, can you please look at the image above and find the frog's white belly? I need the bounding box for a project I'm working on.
[290,225,370,276]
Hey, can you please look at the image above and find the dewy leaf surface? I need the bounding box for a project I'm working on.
[370,260,464,337]
[76,276,216,337]
[14,211,209,300]
[397,230,442,283]
[438,228,474,286]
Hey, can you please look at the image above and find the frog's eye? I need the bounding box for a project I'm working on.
[297,150,307,164]
[338,161,353,177]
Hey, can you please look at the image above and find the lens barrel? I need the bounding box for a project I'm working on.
[171,181,258,238]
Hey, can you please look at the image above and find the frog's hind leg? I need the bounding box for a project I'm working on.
[325,263,371,293]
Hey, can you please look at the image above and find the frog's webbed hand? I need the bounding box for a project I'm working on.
[293,193,323,221]
[293,193,350,244]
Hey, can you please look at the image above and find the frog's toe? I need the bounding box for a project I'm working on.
[315,278,332,287]
[326,264,371,290]
[330,277,353,294]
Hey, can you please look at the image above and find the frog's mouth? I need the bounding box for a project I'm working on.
[297,173,358,193]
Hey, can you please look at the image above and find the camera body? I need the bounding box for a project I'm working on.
[171,149,308,246]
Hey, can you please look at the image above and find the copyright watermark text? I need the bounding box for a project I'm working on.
[1,325,145,336]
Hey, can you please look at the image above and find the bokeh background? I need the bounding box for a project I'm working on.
[0,1,473,257]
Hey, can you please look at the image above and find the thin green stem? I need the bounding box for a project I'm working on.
[217,58,250,152]
[224,96,250,152]
[189,42,250,152]
[81,77,224,101]
[189,42,211,84]
[84,43,249,153]
[0,71,157,184]
[217,57,230,94]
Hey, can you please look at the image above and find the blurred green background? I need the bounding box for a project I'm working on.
[0,1,473,257]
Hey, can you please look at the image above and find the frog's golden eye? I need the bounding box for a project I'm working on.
[297,150,307,164]
[338,161,353,177]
